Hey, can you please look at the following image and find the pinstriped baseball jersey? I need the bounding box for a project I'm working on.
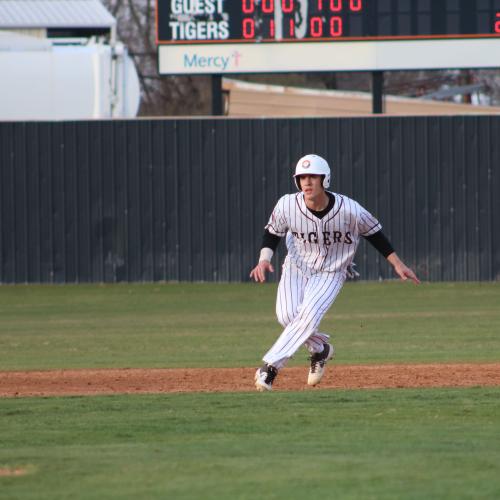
[265,191,381,275]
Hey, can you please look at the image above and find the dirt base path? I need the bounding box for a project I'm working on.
[1,363,500,397]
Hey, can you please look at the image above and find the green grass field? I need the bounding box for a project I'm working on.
[0,282,499,369]
[1,281,500,499]
[2,389,500,500]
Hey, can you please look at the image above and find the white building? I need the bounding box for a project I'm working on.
[0,0,140,120]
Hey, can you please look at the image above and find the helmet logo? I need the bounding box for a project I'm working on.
[302,160,311,168]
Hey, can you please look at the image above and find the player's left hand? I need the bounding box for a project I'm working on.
[393,262,420,284]
[387,252,420,284]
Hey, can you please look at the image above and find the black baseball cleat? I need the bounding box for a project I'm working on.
[308,343,335,386]
[254,364,278,392]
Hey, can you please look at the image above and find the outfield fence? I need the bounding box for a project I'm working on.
[0,115,499,283]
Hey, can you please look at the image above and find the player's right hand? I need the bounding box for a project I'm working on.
[250,261,274,283]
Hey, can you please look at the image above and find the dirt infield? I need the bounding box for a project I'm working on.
[1,363,500,397]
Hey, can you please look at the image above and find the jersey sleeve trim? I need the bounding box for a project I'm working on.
[265,224,287,236]
[265,194,290,236]
[360,221,382,237]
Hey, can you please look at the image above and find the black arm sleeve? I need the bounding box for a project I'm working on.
[261,229,282,251]
[364,230,395,258]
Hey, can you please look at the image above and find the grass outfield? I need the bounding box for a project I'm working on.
[0,282,499,370]
[1,388,500,499]
[1,282,499,499]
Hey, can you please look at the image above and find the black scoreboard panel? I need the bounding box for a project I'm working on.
[157,0,500,44]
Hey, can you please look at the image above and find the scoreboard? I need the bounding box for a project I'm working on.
[158,0,500,43]
[157,1,500,74]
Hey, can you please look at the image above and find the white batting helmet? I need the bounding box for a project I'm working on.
[293,154,331,190]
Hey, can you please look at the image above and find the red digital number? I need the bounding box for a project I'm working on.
[350,0,362,11]
[330,0,342,12]
[330,16,343,36]
[262,0,273,13]
[282,0,294,14]
[270,19,275,37]
[242,18,255,38]
[310,16,323,37]
[318,0,362,12]
[289,18,295,37]
[495,13,500,34]
[242,0,254,14]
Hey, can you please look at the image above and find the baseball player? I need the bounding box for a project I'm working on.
[250,154,420,392]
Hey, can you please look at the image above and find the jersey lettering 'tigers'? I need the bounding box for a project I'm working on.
[266,192,381,275]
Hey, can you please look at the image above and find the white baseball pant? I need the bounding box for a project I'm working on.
[262,259,345,370]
